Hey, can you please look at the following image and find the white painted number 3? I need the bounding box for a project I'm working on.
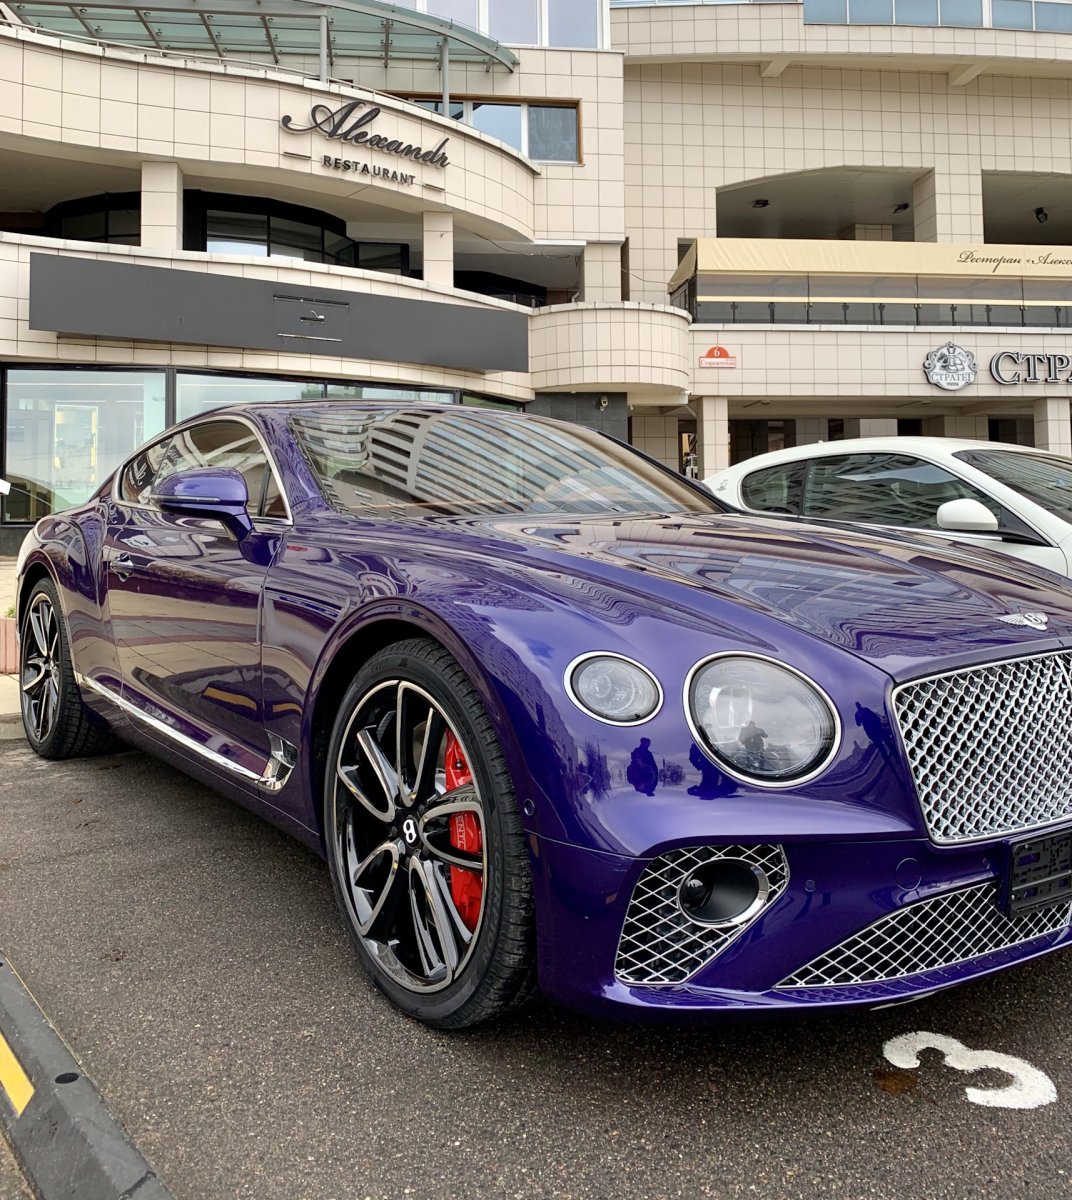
[883,1032,1057,1110]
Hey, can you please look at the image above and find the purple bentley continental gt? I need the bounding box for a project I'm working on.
[16,402,1072,1026]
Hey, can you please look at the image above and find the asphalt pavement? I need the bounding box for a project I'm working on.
[0,1137,29,1200]
[1,735,1072,1200]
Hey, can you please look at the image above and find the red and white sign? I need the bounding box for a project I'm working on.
[698,345,737,369]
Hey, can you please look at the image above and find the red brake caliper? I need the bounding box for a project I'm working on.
[444,731,483,932]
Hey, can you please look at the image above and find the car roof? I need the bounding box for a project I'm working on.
[708,436,1040,477]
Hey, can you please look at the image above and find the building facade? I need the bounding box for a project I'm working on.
[2,0,1072,548]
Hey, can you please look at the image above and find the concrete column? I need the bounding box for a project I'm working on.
[695,396,730,475]
[936,412,990,439]
[843,418,899,438]
[912,168,983,244]
[1034,397,1072,455]
[795,418,829,445]
[140,161,183,251]
[422,210,454,288]
[582,243,621,302]
[629,412,680,470]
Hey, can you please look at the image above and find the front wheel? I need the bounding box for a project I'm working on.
[21,577,117,759]
[324,638,535,1028]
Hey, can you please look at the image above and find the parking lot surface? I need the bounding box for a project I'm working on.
[2,736,1071,1200]
[0,1138,28,1200]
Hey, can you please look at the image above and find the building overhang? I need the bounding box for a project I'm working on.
[7,0,519,72]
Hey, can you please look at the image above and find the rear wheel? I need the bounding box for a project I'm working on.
[21,577,117,759]
[324,638,535,1028]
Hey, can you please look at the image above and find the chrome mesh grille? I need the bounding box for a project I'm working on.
[779,883,1072,988]
[893,650,1072,844]
[615,844,788,986]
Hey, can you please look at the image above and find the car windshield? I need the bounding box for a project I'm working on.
[291,407,720,518]
[955,448,1072,523]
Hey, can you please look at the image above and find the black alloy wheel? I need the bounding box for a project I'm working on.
[20,577,117,759]
[324,638,535,1027]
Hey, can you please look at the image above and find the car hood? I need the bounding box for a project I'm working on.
[455,511,1072,679]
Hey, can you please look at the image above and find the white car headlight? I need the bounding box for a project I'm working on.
[687,655,838,784]
[567,654,663,725]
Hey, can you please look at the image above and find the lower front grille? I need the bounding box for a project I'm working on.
[778,883,1072,988]
[615,844,788,986]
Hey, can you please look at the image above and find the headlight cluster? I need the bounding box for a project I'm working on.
[687,655,838,783]
[568,654,663,725]
[566,651,839,784]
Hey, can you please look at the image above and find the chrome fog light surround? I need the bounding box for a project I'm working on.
[565,651,664,726]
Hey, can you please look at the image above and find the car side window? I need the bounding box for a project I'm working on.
[801,452,1002,530]
[740,462,806,515]
[119,420,288,519]
[118,436,172,504]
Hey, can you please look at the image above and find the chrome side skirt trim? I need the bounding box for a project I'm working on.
[76,673,297,792]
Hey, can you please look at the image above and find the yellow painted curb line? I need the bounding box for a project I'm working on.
[0,1029,33,1117]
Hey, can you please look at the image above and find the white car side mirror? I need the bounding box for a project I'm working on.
[936,497,1000,533]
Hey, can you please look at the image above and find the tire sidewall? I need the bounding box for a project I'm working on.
[21,577,70,756]
[324,642,515,1025]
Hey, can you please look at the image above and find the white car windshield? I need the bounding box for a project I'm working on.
[956,449,1072,523]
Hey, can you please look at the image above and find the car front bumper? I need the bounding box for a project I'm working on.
[529,828,1072,1021]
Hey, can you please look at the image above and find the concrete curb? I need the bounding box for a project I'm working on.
[0,957,172,1200]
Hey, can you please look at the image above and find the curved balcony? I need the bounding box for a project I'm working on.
[530,302,691,394]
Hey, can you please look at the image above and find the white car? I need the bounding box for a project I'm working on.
[704,437,1072,578]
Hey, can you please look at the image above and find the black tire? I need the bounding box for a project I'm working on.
[324,637,536,1028]
[21,577,119,759]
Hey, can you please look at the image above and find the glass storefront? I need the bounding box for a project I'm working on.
[4,370,167,523]
[1,368,496,524]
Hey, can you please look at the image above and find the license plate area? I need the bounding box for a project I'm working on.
[1004,829,1072,916]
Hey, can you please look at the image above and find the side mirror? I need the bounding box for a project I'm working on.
[936,497,1000,534]
[152,467,253,540]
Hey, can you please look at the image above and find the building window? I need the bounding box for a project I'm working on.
[176,373,459,421]
[488,0,539,43]
[421,0,602,46]
[45,193,141,245]
[807,0,1052,27]
[426,0,479,25]
[187,192,410,274]
[411,99,580,162]
[4,369,166,523]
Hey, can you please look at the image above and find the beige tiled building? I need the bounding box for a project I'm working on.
[2,0,1072,548]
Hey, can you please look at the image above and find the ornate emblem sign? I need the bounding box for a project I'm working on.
[997,612,1049,630]
[923,342,977,391]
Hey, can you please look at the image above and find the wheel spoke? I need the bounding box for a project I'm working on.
[355,727,401,812]
[418,799,485,871]
[21,659,46,695]
[418,859,463,975]
[28,604,50,657]
[337,761,396,824]
[410,706,446,807]
[408,859,448,981]
[429,862,476,947]
[39,679,57,739]
[346,823,403,938]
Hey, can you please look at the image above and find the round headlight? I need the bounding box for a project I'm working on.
[568,654,662,725]
[687,655,838,784]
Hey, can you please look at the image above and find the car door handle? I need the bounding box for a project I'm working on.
[110,553,135,581]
